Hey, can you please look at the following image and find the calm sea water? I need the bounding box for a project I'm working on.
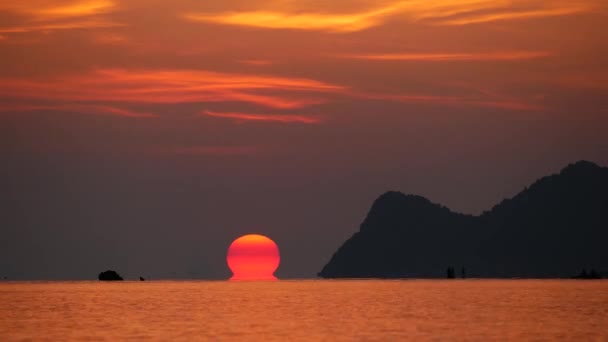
[1,280,607,340]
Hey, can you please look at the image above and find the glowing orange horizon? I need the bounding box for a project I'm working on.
[227,234,280,281]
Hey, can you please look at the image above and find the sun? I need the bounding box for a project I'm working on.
[227,234,280,280]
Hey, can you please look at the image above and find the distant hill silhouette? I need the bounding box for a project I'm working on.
[319,161,608,278]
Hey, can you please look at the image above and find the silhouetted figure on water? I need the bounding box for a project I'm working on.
[447,267,455,279]
[573,268,602,279]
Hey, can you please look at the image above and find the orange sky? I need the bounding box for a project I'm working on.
[1,0,607,121]
[1,0,608,279]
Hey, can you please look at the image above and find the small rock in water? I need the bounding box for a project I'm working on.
[98,270,124,281]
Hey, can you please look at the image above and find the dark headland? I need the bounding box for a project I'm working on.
[319,161,608,279]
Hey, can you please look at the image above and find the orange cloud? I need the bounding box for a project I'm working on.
[437,4,591,25]
[353,90,544,111]
[32,0,116,19]
[0,20,123,34]
[239,59,274,66]
[182,2,404,32]
[0,0,120,36]
[202,110,321,124]
[0,69,342,115]
[467,100,545,111]
[0,103,157,118]
[0,65,545,123]
[94,32,128,44]
[339,51,553,62]
[183,0,595,32]
[0,1,115,17]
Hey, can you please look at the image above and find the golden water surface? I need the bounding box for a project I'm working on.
[1,280,607,340]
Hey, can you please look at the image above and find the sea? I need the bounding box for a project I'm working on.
[1,280,607,340]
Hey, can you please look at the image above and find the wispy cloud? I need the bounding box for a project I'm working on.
[436,4,591,25]
[353,90,544,111]
[202,110,321,124]
[239,59,274,66]
[0,20,123,34]
[0,69,342,117]
[183,0,594,32]
[536,72,608,91]
[0,64,545,124]
[0,103,157,118]
[32,0,116,19]
[0,1,116,18]
[0,0,120,36]
[183,2,405,33]
[338,51,553,62]
[162,145,260,156]
[94,32,128,44]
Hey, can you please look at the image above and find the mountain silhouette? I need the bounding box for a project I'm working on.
[319,161,608,278]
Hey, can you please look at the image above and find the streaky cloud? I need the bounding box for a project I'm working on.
[161,145,260,156]
[0,20,124,33]
[436,4,592,25]
[0,0,120,36]
[202,110,321,124]
[0,103,157,118]
[0,69,341,112]
[182,0,595,32]
[32,0,116,19]
[353,91,544,111]
[182,2,405,32]
[338,51,554,62]
[239,59,275,66]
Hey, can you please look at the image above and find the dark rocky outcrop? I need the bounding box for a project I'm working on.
[319,161,608,278]
[98,270,124,281]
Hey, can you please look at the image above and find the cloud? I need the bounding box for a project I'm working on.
[239,59,274,66]
[0,69,342,119]
[435,4,591,26]
[94,32,129,44]
[0,1,116,18]
[32,0,116,19]
[0,20,123,34]
[0,0,120,36]
[182,0,594,32]
[202,110,321,124]
[352,90,544,111]
[162,145,260,156]
[183,2,405,33]
[338,51,554,62]
[0,64,545,125]
[0,103,157,118]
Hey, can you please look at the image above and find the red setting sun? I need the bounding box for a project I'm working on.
[227,234,280,280]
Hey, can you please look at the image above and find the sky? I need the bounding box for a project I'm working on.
[1,0,607,279]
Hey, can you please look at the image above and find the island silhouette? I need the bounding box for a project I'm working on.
[319,161,607,279]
